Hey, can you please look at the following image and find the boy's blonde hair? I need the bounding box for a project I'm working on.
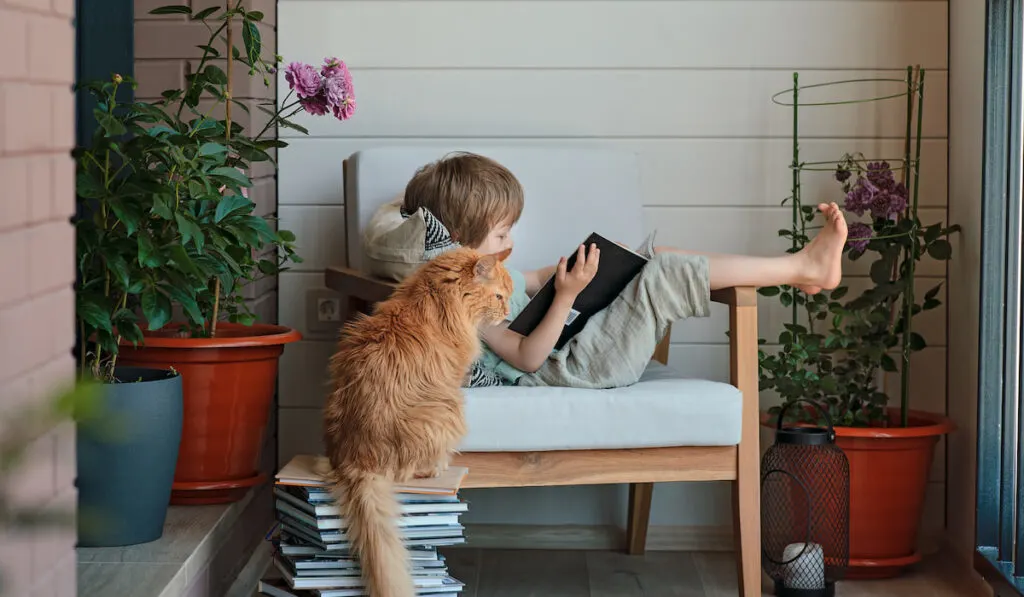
[403,152,524,248]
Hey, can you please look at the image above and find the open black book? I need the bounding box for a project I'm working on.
[508,232,650,350]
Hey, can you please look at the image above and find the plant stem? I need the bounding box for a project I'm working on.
[902,66,913,193]
[176,21,228,122]
[790,72,800,327]
[211,278,221,337]
[900,66,926,428]
[106,293,129,380]
[225,0,233,143]
[206,0,232,337]
[253,91,297,140]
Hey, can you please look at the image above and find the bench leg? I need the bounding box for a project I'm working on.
[733,478,761,597]
[626,482,653,555]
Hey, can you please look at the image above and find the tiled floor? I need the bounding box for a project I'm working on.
[256,548,990,597]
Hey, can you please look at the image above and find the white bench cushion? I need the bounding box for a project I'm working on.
[457,363,742,452]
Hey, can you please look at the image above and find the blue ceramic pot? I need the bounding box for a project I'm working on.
[76,366,183,547]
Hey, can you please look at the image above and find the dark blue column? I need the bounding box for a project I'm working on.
[75,0,134,147]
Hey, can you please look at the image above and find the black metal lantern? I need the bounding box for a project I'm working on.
[761,399,850,597]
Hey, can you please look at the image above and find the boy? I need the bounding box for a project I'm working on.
[363,152,848,389]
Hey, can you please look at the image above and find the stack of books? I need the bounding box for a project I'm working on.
[259,455,470,597]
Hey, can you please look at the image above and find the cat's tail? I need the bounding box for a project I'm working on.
[332,471,413,597]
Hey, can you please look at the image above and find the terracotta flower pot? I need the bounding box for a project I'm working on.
[760,407,954,579]
[118,322,301,505]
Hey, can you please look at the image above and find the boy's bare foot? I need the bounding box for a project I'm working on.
[794,202,847,294]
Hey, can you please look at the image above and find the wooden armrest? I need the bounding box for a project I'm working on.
[710,287,757,307]
[325,266,397,303]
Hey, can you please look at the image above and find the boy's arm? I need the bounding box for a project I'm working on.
[480,293,577,373]
[522,264,558,296]
[481,243,600,373]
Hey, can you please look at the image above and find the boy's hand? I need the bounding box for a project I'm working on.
[554,243,599,299]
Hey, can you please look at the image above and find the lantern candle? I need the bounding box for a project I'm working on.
[783,542,825,590]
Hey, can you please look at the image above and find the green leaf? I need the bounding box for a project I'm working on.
[141,288,173,330]
[198,142,228,157]
[246,10,265,21]
[257,259,278,275]
[168,244,201,277]
[137,234,162,267]
[106,254,131,290]
[230,312,257,326]
[106,198,141,236]
[175,213,204,250]
[118,320,145,346]
[780,292,793,307]
[76,169,106,199]
[255,139,289,150]
[923,298,942,311]
[757,286,780,297]
[164,284,204,324]
[278,229,297,242]
[215,195,254,223]
[276,117,309,136]
[209,166,251,187]
[152,195,174,220]
[149,5,191,14]
[909,332,927,351]
[204,65,228,85]
[830,286,849,300]
[924,282,944,301]
[924,223,942,243]
[93,110,126,136]
[870,257,892,285]
[192,6,219,20]
[928,239,953,260]
[242,20,261,64]
[880,354,898,372]
[77,296,112,333]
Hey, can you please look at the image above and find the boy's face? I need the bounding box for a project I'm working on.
[473,219,515,256]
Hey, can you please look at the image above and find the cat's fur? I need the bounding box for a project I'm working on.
[323,246,514,597]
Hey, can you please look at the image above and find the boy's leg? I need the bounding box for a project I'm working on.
[657,201,848,293]
[517,251,710,389]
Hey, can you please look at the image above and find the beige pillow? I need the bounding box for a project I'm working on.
[361,197,460,282]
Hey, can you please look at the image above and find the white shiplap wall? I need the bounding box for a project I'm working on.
[276,0,949,535]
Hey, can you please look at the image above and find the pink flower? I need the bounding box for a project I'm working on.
[284,62,321,98]
[846,222,872,252]
[299,94,329,116]
[320,57,356,121]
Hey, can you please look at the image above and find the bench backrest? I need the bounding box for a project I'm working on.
[344,145,646,272]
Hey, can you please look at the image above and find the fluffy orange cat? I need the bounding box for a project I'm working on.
[323,246,513,597]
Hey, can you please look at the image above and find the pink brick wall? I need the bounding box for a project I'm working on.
[0,0,79,595]
[134,0,279,325]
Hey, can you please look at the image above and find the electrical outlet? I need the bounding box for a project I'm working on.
[306,289,345,338]
[317,297,341,322]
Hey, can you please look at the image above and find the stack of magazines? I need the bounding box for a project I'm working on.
[259,455,470,597]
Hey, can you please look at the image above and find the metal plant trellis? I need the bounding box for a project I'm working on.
[759,66,937,429]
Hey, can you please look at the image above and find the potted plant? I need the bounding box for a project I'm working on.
[758,68,958,578]
[73,108,186,545]
[74,2,356,504]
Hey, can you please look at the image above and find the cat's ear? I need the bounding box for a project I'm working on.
[474,254,497,280]
[474,248,511,279]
